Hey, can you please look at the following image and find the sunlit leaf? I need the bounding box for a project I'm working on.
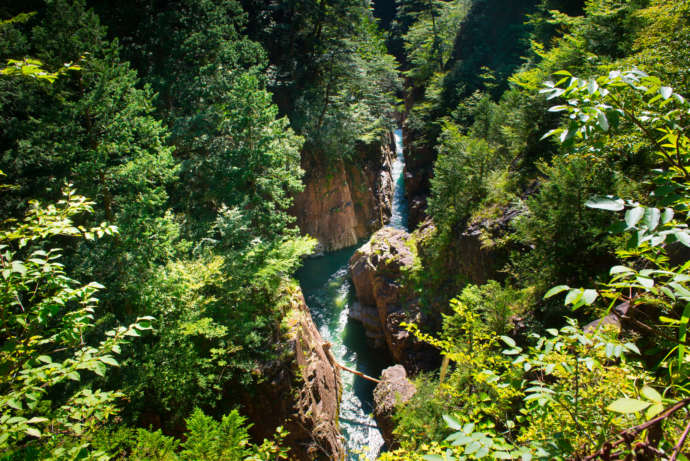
[606,398,651,413]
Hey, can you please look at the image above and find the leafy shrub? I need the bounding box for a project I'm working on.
[0,186,152,459]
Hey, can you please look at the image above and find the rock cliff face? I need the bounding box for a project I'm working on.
[293,134,396,252]
[348,227,437,372]
[373,365,417,448]
[244,287,344,461]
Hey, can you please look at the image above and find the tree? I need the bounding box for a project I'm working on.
[0,0,179,311]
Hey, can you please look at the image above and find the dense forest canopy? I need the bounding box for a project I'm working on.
[2,0,690,460]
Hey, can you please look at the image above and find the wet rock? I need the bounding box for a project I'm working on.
[244,287,344,460]
[373,365,416,448]
[293,133,395,252]
[349,301,386,349]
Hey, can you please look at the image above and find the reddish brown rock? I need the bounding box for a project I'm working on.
[293,134,395,252]
[244,287,344,460]
[348,227,437,371]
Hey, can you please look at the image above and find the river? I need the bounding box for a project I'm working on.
[296,129,408,460]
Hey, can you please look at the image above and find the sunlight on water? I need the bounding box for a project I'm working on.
[297,248,388,460]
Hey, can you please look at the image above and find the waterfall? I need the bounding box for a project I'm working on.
[389,129,409,232]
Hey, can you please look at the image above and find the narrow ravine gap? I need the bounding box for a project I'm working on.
[296,128,408,459]
[390,128,409,232]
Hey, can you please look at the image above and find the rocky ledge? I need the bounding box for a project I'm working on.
[348,227,437,372]
[244,286,344,460]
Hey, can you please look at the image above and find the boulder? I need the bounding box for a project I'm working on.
[373,365,417,448]
[349,227,437,371]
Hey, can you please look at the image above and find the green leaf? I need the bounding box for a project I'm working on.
[597,111,609,131]
[660,86,673,100]
[540,128,561,141]
[464,441,481,455]
[476,446,490,458]
[99,356,119,367]
[548,105,568,112]
[646,403,665,419]
[500,336,516,347]
[643,208,661,231]
[423,456,444,461]
[662,208,674,224]
[637,276,654,289]
[640,386,662,403]
[565,289,582,305]
[544,285,569,299]
[443,414,462,431]
[11,260,26,275]
[610,265,634,275]
[675,230,690,247]
[606,398,651,414]
[588,79,599,95]
[625,207,644,227]
[678,303,690,368]
[582,289,598,305]
[585,197,624,211]
[93,362,107,377]
[25,427,41,438]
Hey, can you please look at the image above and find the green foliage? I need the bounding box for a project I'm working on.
[1,0,321,439]
[510,154,622,289]
[428,123,507,231]
[127,409,289,461]
[0,57,80,82]
[180,409,255,460]
[0,0,180,306]
[390,311,658,460]
[403,0,470,86]
[0,186,151,459]
[240,0,400,160]
[393,67,690,460]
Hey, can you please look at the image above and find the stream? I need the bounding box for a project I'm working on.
[296,129,408,460]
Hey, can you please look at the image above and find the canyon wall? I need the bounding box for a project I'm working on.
[402,126,434,230]
[293,133,396,252]
[244,286,344,460]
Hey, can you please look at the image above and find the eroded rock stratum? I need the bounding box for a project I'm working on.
[293,134,395,252]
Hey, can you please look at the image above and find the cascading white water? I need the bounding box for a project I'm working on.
[389,129,409,232]
[296,128,408,460]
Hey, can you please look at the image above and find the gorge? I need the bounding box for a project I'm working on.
[295,128,408,459]
[3,0,689,459]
